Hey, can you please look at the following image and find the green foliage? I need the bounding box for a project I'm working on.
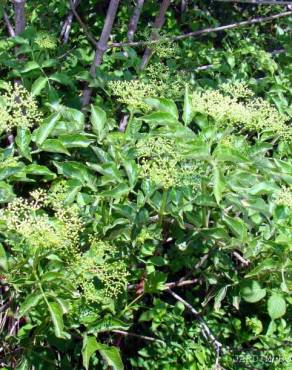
[0,1,291,369]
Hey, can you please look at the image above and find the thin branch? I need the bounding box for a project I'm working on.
[82,0,120,107]
[112,330,165,344]
[167,289,223,361]
[111,10,292,48]
[128,0,145,42]
[60,0,81,44]
[140,0,171,70]
[0,301,11,314]
[215,0,292,4]
[232,251,250,266]
[128,277,200,291]
[69,0,97,47]
[118,114,129,132]
[3,9,16,37]
[165,278,200,289]
[181,0,189,12]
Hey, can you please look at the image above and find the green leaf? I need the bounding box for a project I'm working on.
[96,342,124,370]
[58,134,94,148]
[145,271,167,293]
[0,243,8,272]
[47,301,65,338]
[25,164,56,180]
[122,159,138,188]
[100,184,130,199]
[182,84,192,125]
[214,286,228,312]
[213,166,225,204]
[0,181,15,203]
[33,112,61,146]
[139,112,178,126]
[223,215,248,241]
[41,139,70,155]
[53,161,96,190]
[15,127,32,160]
[214,146,247,163]
[0,164,24,181]
[240,280,266,303]
[31,76,48,96]
[144,98,178,120]
[59,106,85,129]
[82,335,99,370]
[41,271,65,282]
[18,293,43,317]
[91,105,107,139]
[21,61,40,73]
[249,182,280,195]
[15,358,30,370]
[245,258,277,277]
[50,72,74,87]
[267,294,286,319]
[88,318,129,334]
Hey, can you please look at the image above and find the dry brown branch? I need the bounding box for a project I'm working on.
[140,0,171,70]
[69,0,97,47]
[167,289,223,368]
[13,0,26,35]
[111,10,292,48]
[3,9,15,37]
[215,0,292,4]
[128,0,145,42]
[232,251,250,266]
[61,0,81,44]
[128,277,199,291]
[82,0,120,106]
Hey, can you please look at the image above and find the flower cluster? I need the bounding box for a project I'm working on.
[35,33,57,49]
[276,187,292,208]
[73,238,128,301]
[0,83,42,133]
[143,63,185,100]
[137,136,202,189]
[108,80,155,111]
[1,189,83,257]
[152,41,178,59]
[220,81,254,99]
[0,156,19,169]
[191,86,290,139]
[108,63,186,111]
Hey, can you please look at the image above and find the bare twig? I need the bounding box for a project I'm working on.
[167,289,223,367]
[128,277,199,291]
[61,0,81,44]
[112,10,292,48]
[181,0,189,12]
[69,0,97,47]
[3,9,16,37]
[112,330,165,344]
[165,278,200,289]
[118,114,129,132]
[232,251,250,266]
[140,0,171,70]
[0,301,11,314]
[82,0,120,107]
[215,0,292,4]
[128,0,145,42]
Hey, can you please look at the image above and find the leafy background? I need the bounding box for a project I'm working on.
[0,0,291,369]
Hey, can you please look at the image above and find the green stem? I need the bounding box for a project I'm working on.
[159,189,168,225]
